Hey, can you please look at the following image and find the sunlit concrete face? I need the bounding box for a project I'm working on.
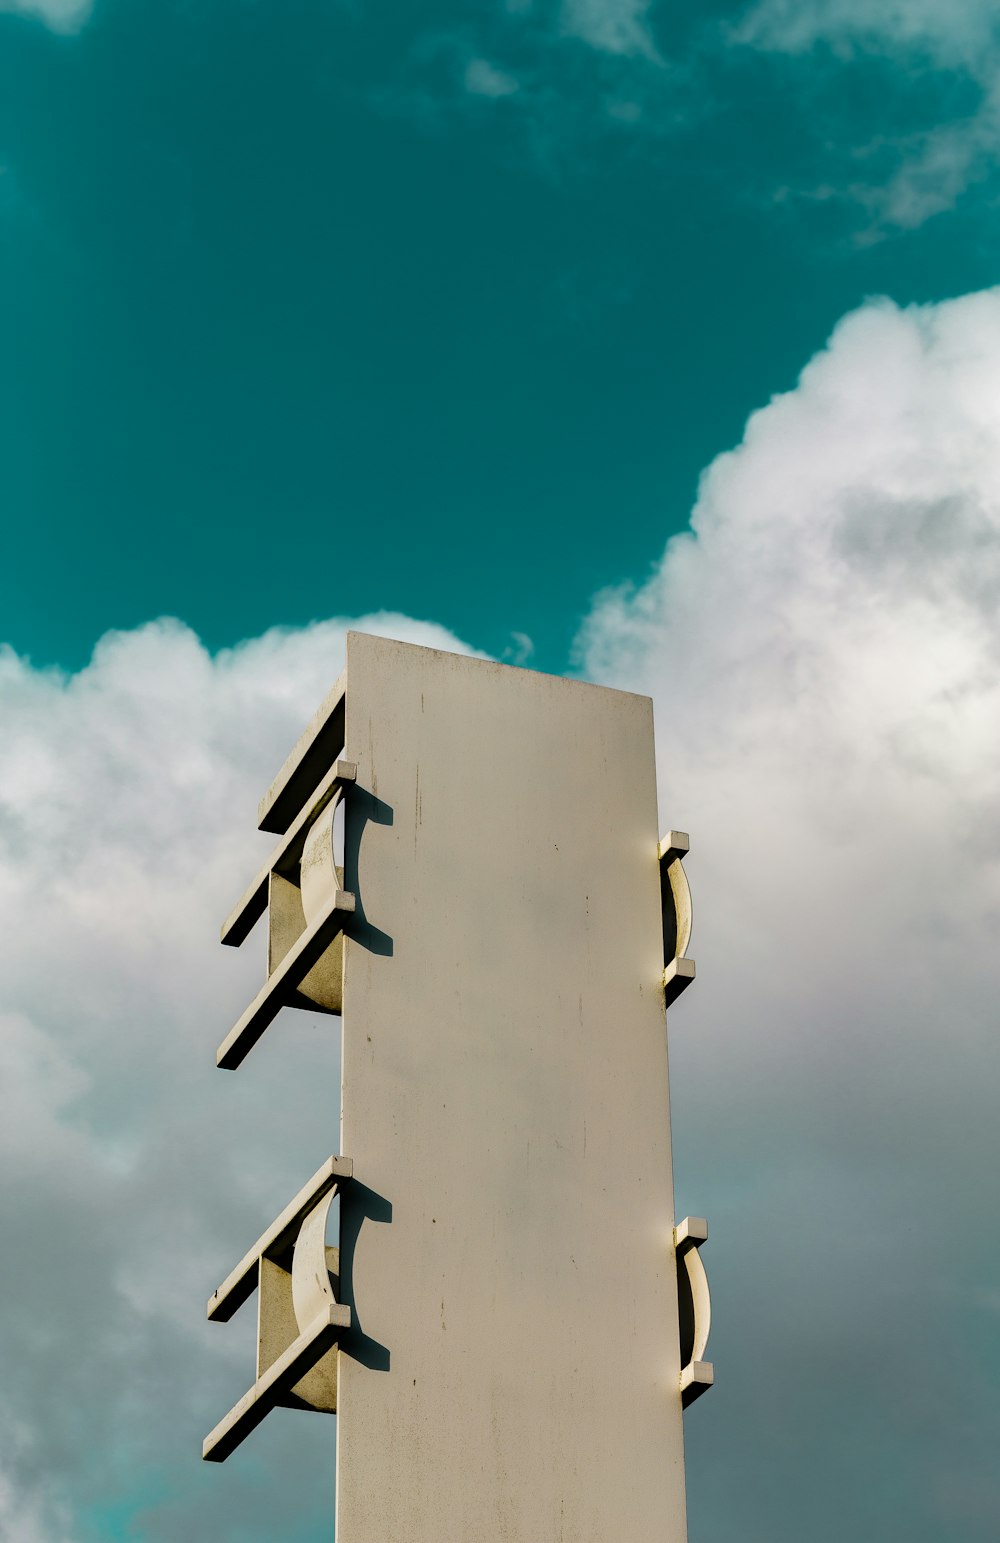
[336,632,690,1541]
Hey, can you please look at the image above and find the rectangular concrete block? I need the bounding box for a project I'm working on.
[335,633,689,1542]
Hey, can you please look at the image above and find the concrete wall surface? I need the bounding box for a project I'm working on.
[336,633,688,1542]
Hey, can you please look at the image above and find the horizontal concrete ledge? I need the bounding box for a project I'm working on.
[216,891,355,1070]
[662,956,696,1006]
[673,1216,708,1257]
[221,762,357,948]
[203,1304,351,1463]
[657,830,690,866]
[680,1360,714,1409]
[258,669,347,834]
[208,1156,354,1322]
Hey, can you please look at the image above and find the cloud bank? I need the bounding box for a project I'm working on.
[3,291,1000,1538]
[0,612,476,1541]
[580,288,1000,1539]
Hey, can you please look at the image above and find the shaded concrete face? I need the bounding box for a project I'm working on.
[337,633,689,1542]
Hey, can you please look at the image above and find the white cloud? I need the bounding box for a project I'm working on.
[0,611,475,1538]
[736,0,1000,230]
[560,0,659,59]
[0,1416,76,1543]
[2,0,92,34]
[857,85,1000,231]
[377,3,669,159]
[579,288,1000,1534]
[736,0,999,68]
[465,56,520,97]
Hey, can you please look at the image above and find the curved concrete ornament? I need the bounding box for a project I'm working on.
[674,1216,713,1408]
[292,1186,339,1331]
[659,830,696,1006]
[299,795,340,926]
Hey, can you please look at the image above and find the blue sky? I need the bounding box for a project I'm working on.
[2,1,1000,1540]
[5,0,1000,670]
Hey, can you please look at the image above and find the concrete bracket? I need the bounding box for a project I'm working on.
[674,1215,713,1408]
[659,830,696,1005]
[220,760,357,948]
[203,1157,354,1462]
[216,758,357,1070]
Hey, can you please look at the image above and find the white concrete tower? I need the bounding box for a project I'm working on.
[203,632,711,1541]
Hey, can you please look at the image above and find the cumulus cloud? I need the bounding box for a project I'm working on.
[0,611,474,1540]
[579,288,1000,1539]
[1,0,92,34]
